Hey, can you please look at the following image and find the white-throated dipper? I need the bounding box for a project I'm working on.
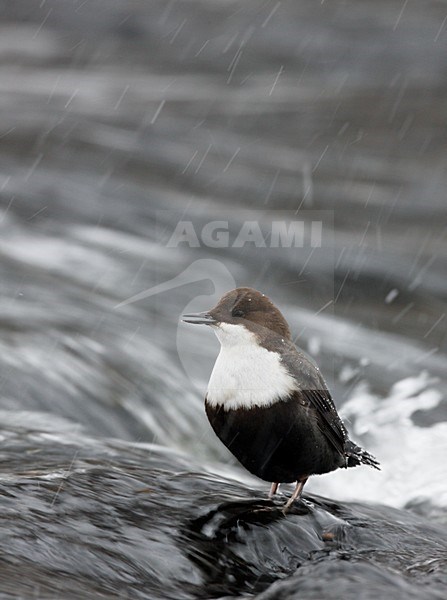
[183,288,379,509]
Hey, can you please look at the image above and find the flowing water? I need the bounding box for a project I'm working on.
[0,1,446,598]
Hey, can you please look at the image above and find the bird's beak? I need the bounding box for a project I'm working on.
[182,311,217,325]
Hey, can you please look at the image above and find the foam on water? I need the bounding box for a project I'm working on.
[307,372,447,510]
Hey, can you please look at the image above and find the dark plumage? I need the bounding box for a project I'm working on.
[183,287,379,509]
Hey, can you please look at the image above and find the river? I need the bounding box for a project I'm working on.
[0,1,446,598]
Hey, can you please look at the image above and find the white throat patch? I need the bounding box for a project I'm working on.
[206,322,297,410]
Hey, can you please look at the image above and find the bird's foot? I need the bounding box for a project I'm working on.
[282,477,309,514]
[268,482,279,498]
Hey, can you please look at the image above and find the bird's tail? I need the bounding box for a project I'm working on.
[345,440,380,470]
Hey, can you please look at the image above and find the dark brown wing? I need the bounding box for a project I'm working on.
[280,346,348,458]
[302,388,348,457]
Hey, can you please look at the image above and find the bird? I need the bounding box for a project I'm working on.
[182,287,379,510]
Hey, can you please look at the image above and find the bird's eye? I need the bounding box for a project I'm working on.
[232,309,244,318]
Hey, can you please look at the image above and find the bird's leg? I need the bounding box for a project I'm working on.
[283,476,308,511]
[269,482,279,498]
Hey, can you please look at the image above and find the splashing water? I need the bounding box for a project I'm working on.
[308,372,447,511]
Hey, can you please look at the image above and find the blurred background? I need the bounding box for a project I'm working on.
[0,0,446,512]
